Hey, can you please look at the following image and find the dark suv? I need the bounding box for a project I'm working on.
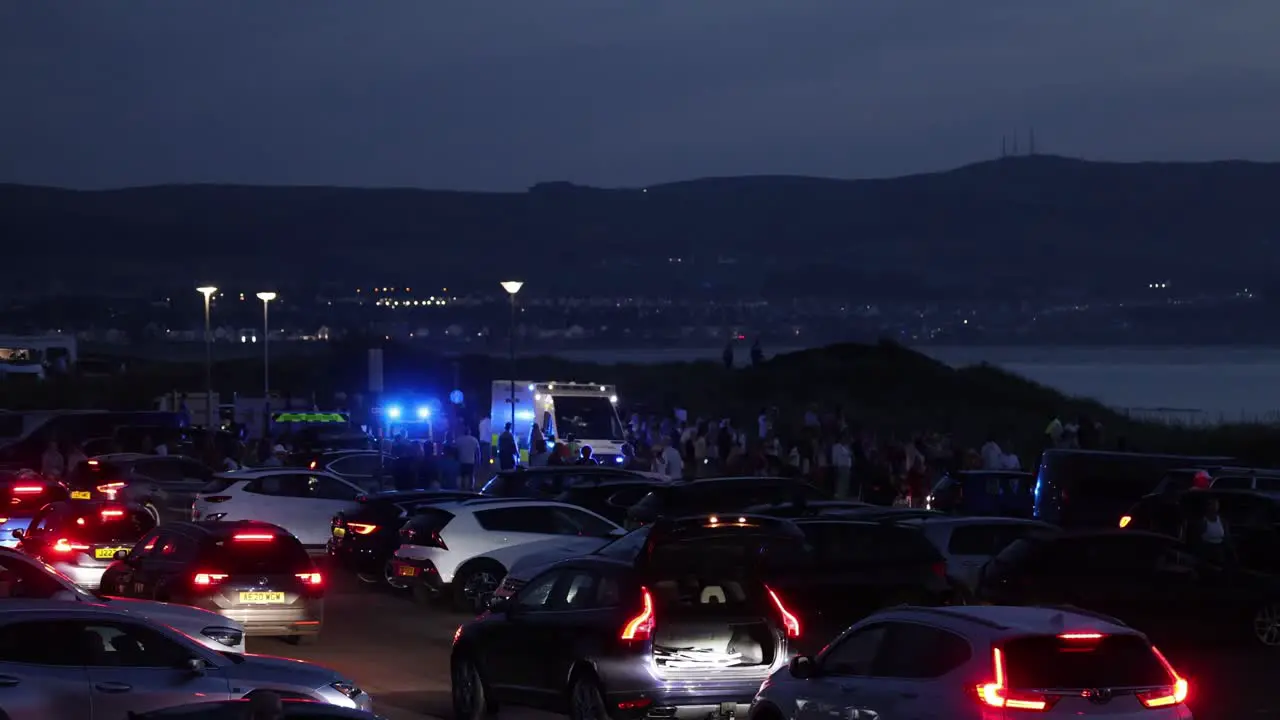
[66,453,214,523]
[328,489,478,588]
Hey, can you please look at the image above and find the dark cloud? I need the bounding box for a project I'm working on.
[2,1,1278,189]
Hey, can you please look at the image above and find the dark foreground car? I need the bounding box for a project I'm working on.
[0,469,69,548]
[452,514,804,720]
[130,697,384,719]
[15,500,156,589]
[328,490,478,587]
[101,520,325,643]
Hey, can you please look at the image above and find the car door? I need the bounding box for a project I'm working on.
[482,568,566,700]
[795,623,888,720]
[0,618,93,719]
[545,507,624,554]
[471,507,567,550]
[512,567,615,706]
[81,618,231,719]
[863,622,973,720]
[300,474,364,546]
[240,473,314,540]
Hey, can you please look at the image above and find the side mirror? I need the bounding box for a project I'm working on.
[10,529,22,540]
[114,550,129,561]
[788,655,816,679]
[607,527,628,538]
[185,657,207,675]
[488,596,512,614]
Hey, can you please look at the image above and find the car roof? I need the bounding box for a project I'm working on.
[898,516,1055,529]
[156,519,292,539]
[429,497,604,512]
[215,468,344,480]
[899,605,1132,636]
[88,453,151,462]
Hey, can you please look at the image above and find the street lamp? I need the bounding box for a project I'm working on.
[256,292,277,403]
[196,286,217,427]
[500,281,524,461]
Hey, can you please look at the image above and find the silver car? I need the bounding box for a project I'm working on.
[0,600,373,719]
[0,547,247,653]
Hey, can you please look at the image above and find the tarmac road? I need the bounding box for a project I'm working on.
[265,564,1280,720]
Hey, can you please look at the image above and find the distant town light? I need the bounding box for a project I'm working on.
[500,281,524,295]
[256,292,277,302]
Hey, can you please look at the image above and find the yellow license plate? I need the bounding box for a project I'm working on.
[331,527,345,538]
[94,547,124,560]
[239,591,285,603]
[397,565,419,577]
[71,491,92,500]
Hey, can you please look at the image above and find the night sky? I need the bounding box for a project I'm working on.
[3,1,1278,190]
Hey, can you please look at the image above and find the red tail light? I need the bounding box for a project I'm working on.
[202,495,232,504]
[308,460,318,470]
[232,533,274,542]
[100,509,125,519]
[0,517,8,524]
[765,585,801,639]
[620,586,654,640]
[1119,515,1133,529]
[87,459,100,466]
[296,572,323,585]
[1137,645,1189,708]
[401,527,447,549]
[346,523,377,535]
[193,572,228,585]
[96,482,126,499]
[976,647,1057,712]
[53,538,91,553]
[12,485,43,495]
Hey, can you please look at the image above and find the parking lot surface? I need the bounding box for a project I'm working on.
[264,562,1280,720]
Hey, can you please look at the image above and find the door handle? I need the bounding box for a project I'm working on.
[0,675,20,687]
[94,681,133,693]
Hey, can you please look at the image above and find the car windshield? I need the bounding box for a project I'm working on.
[554,396,623,441]
[0,553,98,602]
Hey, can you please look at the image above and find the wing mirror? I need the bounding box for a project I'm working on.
[607,527,628,538]
[9,529,22,541]
[185,657,207,675]
[788,655,816,679]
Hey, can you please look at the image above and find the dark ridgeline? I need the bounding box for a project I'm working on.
[1,155,1277,300]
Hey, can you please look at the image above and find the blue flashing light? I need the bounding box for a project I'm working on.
[515,409,535,422]
[527,383,535,391]
[386,405,402,420]
[614,455,625,464]
[417,406,431,420]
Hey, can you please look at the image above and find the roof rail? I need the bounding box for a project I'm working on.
[900,606,1009,631]
[1030,604,1128,627]
[456,496,537,506]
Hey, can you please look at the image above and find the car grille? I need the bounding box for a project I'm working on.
[499,577,526,594]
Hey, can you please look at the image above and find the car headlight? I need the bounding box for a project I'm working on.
[202,627,244,647]
[331,681,363,700]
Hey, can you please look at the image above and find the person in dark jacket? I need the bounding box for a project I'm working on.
[497,423,518,470]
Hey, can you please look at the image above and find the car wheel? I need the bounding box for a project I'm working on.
[452,561,505,613]
[452,655,495,720]
[567,675,608,720]
[1253,602,1280,647]
[384,559,409,590]
[142,502,161,524]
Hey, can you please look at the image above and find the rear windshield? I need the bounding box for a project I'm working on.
[1004,634,1170,689]
[0,474,68,514]
[54,508,155,544]
[404,508,455,537]
[201,535,313,575]
[648,534,804,577]
[647,574,764,612]
[66,460,125,488]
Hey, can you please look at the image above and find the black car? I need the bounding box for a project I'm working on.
[976,529,1280,650]
[14,500,156,590]
[481,466,663,502]
[625,477,830,528]
[65,453,214,523]
[300,450,393,489]
[1122,487,1280,575]
[741,499,869,519]
[328,489,479,588]
[773,517,958,652]
[451,514,805,720]
[552,477,669,525]
[101,520,325,643]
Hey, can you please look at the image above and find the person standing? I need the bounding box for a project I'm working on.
[455,427,481,491]
[497,423,518,471]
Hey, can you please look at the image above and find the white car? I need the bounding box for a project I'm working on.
[193,469,364,547]
[0,547,246,654]
[898,516,1058,591]
[390,497,622,610]
[753,604,1191,720]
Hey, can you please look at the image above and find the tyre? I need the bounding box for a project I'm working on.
[567,675,608,720]
[452,655,495,720]
[1252,602,1280,647]
[452,561,506,613]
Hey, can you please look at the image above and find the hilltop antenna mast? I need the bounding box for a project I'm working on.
[1029,128,1036,155]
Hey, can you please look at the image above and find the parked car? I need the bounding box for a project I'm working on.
[193,469,364,547]
[0,600,369,718]
[15,501,157,589]
[451,514,805,720]
[925,470,1035,517]
[298,450,395,491]
[0,546,246,654]
[626,477,830,528]
[897,515,1058,591]
[328,489,479,588]
[64,454,214,523]
[0,469,69,549]
[100,520,325,644]
[752,604,1189,720]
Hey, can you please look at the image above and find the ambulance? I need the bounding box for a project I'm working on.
[489,381,626,465]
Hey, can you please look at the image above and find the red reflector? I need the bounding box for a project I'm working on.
[296,572,323,585]
[193,573,228,585]
[617,699,653,711]
[620,587,654,640]
[12,485,43,495]
[53,538,91,553]
[233,533,275,541]
[766,585,801,639]
[931,561,947,579]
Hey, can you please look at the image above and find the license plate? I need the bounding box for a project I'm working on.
[94,547,124,560]
[239,591,285,603]
[397,565,419,577]
[71,491,91,500]
[332,527,346,538]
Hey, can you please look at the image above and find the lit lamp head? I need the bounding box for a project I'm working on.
[500,281,524,295]
[256,292,278,302]
[197,286,217,298]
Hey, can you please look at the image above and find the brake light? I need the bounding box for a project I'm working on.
[202,495,232,504]
[100,509,125,519]
[309,460,317,470]
[1059,632,1103,640]
[1137,645,1189,708]
[193,572,228,585]
[96,482,126,499]
[296,572,323,585]
[766,585,801,639]
[12,485,43,495]
[346,523,377,535]
[232,533,274,542]
[976,647,1055,712]
[87,459,99,466]
[53,538,91,553]
[620,587,654,640]
[0,517,7,524]
[1119,515,1132,528]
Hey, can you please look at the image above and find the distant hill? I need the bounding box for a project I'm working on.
[3,155,1278,298]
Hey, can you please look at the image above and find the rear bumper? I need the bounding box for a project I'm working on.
[390,557,444,593]
[194,599,324,637]
[600,659,779,719]
[327,536,387,576]
[50,562,109,590]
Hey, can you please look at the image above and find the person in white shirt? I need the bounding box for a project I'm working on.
[980,437,1005,470]
[454,430,481,491]
[477,414,492,468]
[658,441,683,480]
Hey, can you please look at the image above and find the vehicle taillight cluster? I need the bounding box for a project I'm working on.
[96,482,126,500]
[193,573,229,585]
[620,586,654,640]
[977,647,1056,711]
[52,538,90,553]
[1139,646,1190,708]
[296,572,323,585]
[346,523,377,535]
[766,585,801,639]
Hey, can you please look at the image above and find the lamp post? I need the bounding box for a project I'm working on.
[255,292,277,403]
[500,281,524,449]
[196,286,217,427]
